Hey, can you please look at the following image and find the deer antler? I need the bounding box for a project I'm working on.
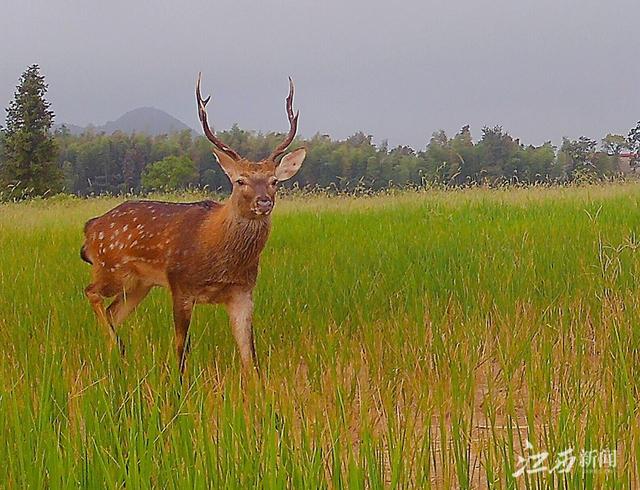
[268,77,299,162]
[196,73,242,161]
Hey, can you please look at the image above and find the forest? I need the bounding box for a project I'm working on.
[1,65,640,199]
[49,123,636,196]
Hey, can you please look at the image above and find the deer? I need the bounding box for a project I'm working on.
[81,73,306,374]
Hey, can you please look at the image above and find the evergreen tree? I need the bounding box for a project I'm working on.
[1,64,61,198]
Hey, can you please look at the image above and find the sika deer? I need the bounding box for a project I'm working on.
[81,73,305,373]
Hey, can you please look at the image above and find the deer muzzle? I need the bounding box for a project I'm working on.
[253,197,273,215]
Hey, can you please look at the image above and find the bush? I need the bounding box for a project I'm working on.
[141,155,198,191]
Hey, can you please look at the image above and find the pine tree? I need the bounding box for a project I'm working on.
[1,64,62,198]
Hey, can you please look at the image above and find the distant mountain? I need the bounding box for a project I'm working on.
[57,107,194,136]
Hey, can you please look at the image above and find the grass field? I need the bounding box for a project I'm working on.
[1,184,640,488]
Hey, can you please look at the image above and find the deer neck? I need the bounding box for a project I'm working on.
[201,203,271,265]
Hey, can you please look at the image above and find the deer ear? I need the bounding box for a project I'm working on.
[212,148,239,180]
[275,148,306,181]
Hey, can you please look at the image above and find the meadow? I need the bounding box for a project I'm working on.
[1,184,639,488]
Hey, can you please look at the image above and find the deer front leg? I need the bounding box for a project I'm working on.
[224,289,258,372]
[85,282,125,355]
[171,292,194,375]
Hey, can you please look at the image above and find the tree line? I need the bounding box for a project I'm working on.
[2,65,640,200]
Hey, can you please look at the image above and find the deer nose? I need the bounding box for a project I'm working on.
[255,198,273,214]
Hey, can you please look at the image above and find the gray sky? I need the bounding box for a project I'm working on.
[1,0,639,149]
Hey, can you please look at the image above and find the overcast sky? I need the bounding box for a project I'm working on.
[1,0,639,149]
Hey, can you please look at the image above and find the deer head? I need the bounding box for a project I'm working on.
[196,73,306,219]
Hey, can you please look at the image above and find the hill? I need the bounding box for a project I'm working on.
[58,107,194,136]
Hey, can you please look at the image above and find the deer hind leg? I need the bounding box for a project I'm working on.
[224,289,258,372]
[171,292,194,375]
[107,282,152,327]
[85,281,124,354]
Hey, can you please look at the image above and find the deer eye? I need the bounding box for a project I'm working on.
[269,178,279,187]
[236,178,248,186]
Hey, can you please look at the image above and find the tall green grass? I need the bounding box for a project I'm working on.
[1,184,639,488]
